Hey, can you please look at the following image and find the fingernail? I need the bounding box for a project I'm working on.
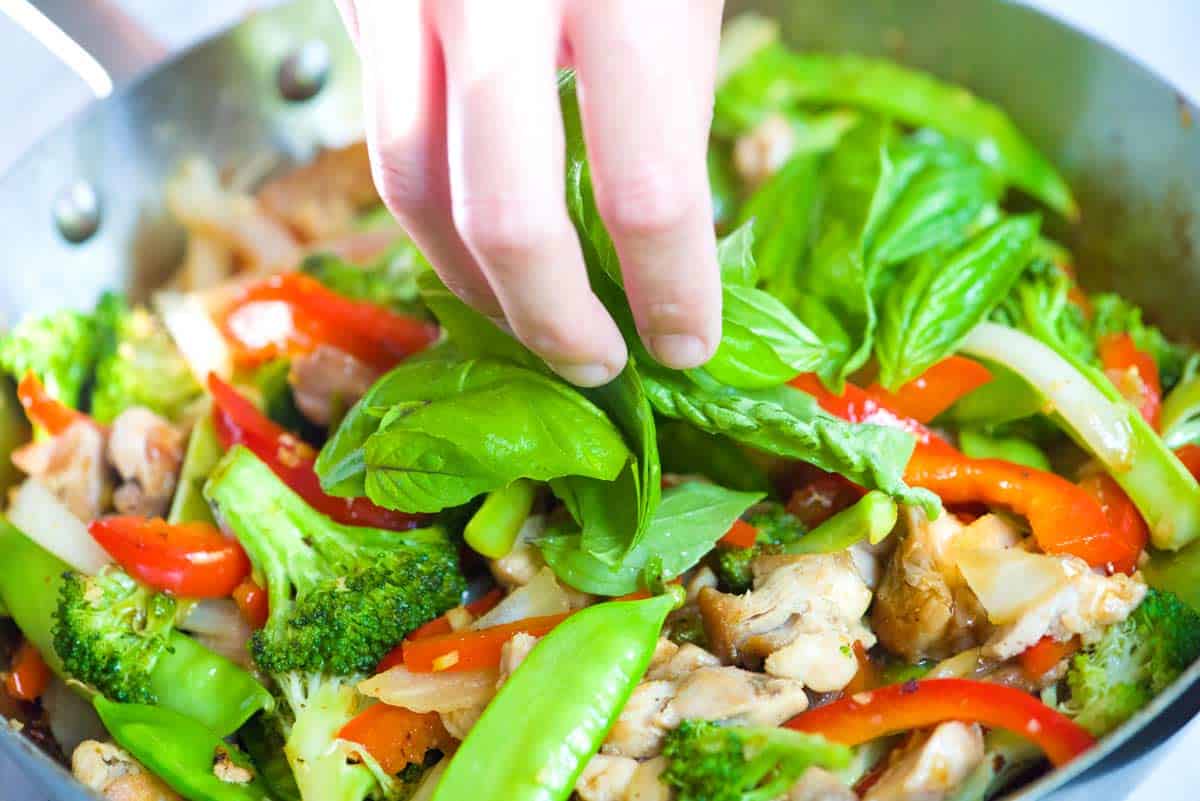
[549,362,618,387]
[650,335,711,369]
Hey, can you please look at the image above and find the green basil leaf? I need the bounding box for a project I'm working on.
[417,271,545,372]
[656,419,769,493]
[715,46,1076,217]
[737,154,821,309]
[717,221,758,286]
[875,215,1039,389]
[641,364,937,513]
[319,358,630,513]
[539,482,764,595]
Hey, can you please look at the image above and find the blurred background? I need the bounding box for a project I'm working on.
[0,0,1196,798]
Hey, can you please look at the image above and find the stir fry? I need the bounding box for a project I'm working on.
[5,15,1200,801]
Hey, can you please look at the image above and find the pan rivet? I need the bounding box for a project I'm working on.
[52,181,101,244]
[278,40,330,102]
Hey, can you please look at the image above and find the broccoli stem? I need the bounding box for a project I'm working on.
[0,519,68,674]
[0,519,271,735]
[464,479,536,559]
[1162,372,1200,449]
[167,411,222,525]
[786,491,898,554]
[280,676,377,801]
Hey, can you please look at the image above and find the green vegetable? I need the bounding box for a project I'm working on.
[715,47,1076,216]
[94,697,272,801]
[0,377,30,493]
[1162,372,1200,450]
[991,259,1095,367]
[464,479,537,559]
[240,713,301,801]
[539,482,764,596]
[660,719,852,801]
[708,144,738,227]
[254,360,322,441]
[958,428,1052,471]
[433,593,679,801]
[786,490,898,554]
[948,730,1042,801]
[0,307,99,408]
[736,154,821,310]
[301,243,429,319]
[640,364,936,513]
[205,446,465,676]
[168,411,223,525]
[875,215,1038,389]
[946,362,1046,427]
[1090,292,1195,394]
[713,503,807,594]
[655,419,769,493]
[1064,589,1200,735]
[0,519,69,674]
[53,565,273,735]
[90,293,201,424]
[316,357,630,514]
[207,447,464,801]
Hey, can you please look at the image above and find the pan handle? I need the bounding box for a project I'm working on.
[7,0,168,96]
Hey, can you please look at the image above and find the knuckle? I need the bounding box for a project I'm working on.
[515,314,592,358]
[454,193,565,270]
[598,161,695,238]
[372,157,437,217]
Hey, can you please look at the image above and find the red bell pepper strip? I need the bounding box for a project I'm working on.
[401,613,570,673]
[866,357,993,423]
[4,640,50,702]
[88,516,251,598]
[719,519,758,548]
[220,272,437,370]
[1098,333,1162,430]
[337,704,453,776]
[375,589,505,672]
[1077,473,1149,575]
[17,371,92,435]
[1019,636,1081,681]
[790,374,1139,572]
[207,374,425,531]
[786,678,1095,767]
[232,578,269,629]
[1176,444,1200,480]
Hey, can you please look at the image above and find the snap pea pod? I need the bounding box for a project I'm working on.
[786,490,898,554]
[94,697,272,801]
[0,520,272,735]
[433,591,681,801]
[168,410,222,525]
[958,428,1052,472]
[716,47,1077,218]
[464,479,536,559]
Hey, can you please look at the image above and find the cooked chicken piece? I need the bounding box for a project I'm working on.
[167,158,302,275]
[789,767,856,801]
[12,420,110,520]
[603,643,809,759]
[576,755,640,801]
[699,552,874,692]
[107,408,185,518]
[685,565,718,601]
[72,740,183,801]
[257,142,381,242]
[734,113,795,187]
[439,632,538,740]
[982,560,1146,661]
[489,517,592,609]
[288,345,382,426]
[871,510,1015,662]
[625,756,670,801]
[864,723,985,801]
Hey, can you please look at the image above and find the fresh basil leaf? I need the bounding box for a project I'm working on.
[641,364,937,513]
[656,419,769,493]
[875,215,1039,389]
[317,358,631,513]
[718,221,758,286]
[538,482,764,596]
[737,153,821,309]
[417,271,544,372]
[702,284,832,389]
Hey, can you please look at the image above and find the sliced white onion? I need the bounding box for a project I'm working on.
[358,666,498,713]
[180,599,254,667]
[926,648,984,680]
[8,479,110,573]
[954,545,1071,625]
[42,677,108,755]
[960,322,1133,468]
[409,757,448,801]
[472,566,570,629]
[155,290,232,383]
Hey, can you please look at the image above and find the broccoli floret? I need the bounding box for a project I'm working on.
[1065,588,1200,735]
[661,720,852,801]
[301,244,430,319]
[205,446,466,801]
[0,307,99,409]
[52,567,179,705]
[713,504,806,594]
[89,293,201,424]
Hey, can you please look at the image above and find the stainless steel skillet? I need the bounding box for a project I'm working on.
[0,0,1197,798]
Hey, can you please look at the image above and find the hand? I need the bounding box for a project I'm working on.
[336,0,725,386]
